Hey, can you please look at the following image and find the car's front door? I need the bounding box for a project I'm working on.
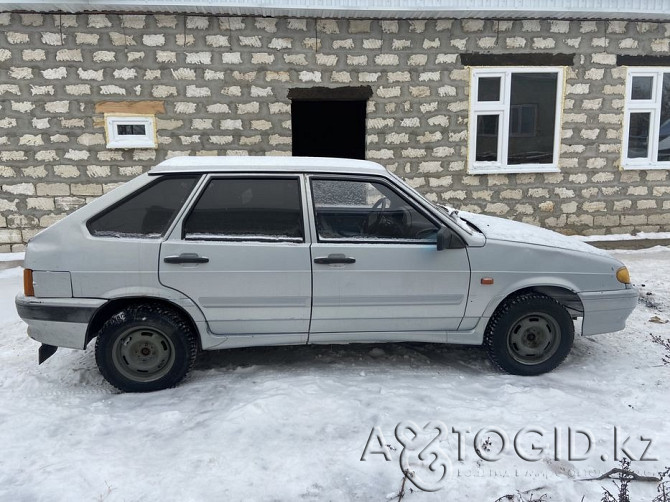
[307,176,470,339]
[159,175,312,337]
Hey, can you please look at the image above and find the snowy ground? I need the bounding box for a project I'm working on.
[1,248,669,501]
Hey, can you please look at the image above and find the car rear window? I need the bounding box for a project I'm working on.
[183,177,304,242]
[87,176,199,238]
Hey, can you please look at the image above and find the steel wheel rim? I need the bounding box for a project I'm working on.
[507,312,561,365]
[112,326,176,382]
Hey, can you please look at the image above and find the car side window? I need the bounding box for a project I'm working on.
[311,178,438,242]
[87,175,199,238]
[183,177,304,242]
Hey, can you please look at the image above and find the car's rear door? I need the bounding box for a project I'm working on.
[307,175,470,340]
[159,174,312,337]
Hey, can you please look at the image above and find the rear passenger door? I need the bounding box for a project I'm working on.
[159,175,312,337]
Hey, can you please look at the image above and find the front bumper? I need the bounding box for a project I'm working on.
[15,294,106,350]
[578,287,638,336]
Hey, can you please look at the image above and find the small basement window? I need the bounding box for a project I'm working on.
[105,115,157,149]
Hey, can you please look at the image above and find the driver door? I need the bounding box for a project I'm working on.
[307,176,470,337]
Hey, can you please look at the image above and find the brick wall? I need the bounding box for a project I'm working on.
[1,12,670,250]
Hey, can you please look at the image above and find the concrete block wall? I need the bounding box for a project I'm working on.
[1,12,670,250]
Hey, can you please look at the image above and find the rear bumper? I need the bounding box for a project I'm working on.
[15,294,105,349]
[578,287,638,336]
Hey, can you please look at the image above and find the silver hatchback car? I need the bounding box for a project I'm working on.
[16,157,637,392]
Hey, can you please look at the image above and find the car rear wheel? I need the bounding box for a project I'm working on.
[485,293,574,376]
[95,303,197,392]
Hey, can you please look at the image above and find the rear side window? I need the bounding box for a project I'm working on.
[183,177,304,242]
[88,176,199,238]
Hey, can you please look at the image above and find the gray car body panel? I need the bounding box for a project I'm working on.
[15,294,105,349]
[16,156,637,353]
[304,172,471,337]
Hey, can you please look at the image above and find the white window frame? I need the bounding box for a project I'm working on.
[468,67,565,174]
[622,67,670,170]
[105,114,157,149]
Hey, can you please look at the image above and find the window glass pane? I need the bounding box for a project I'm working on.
[117,124,146,135]
[88,176,199,238]
[628,112,651,159]
[510,105,537,136]
[183,178,303,241]
[507,73,557,165]
[478,77,501,101]
[631,76,653,100]
[475,115,499,162]
[311,179,437,242]
[658,73,670,162]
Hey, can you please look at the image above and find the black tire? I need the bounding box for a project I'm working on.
[485,293,574,376]
[95,303,198,392]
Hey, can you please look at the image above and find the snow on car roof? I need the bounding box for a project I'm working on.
[150,156,388,175]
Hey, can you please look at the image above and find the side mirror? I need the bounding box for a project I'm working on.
[436,226,464,251]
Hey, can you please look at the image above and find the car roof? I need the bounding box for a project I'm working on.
[149,156,389,176]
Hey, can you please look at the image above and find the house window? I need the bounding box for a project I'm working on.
[105,115,157,149]
[468,67,564,174]
[622,68,670,169]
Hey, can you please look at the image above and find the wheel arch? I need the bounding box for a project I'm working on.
[85,297,202,349]
[486,284,584,322]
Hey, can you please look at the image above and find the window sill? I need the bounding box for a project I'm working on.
[621,164,670,171]
[468,165,561,175]
[106,141,157,149]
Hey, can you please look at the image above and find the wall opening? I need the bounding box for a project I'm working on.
[289,86,372,160]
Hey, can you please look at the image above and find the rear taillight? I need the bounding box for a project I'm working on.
[23,269,34,297]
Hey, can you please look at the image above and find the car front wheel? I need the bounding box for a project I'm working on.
[95,303,198,392]
[485,293,574,376]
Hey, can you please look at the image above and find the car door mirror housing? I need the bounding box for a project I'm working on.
[437,226,465,251]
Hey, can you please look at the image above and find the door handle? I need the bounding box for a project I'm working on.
[313,254,356,265]
[164,253,210,264]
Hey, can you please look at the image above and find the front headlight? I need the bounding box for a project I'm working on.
[616,266,631,284]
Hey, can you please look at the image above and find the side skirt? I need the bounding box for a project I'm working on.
[198,323,487,350]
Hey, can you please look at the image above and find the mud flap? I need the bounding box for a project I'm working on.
[38,344,57,364]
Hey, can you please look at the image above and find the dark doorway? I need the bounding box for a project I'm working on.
[290,86,372,160]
